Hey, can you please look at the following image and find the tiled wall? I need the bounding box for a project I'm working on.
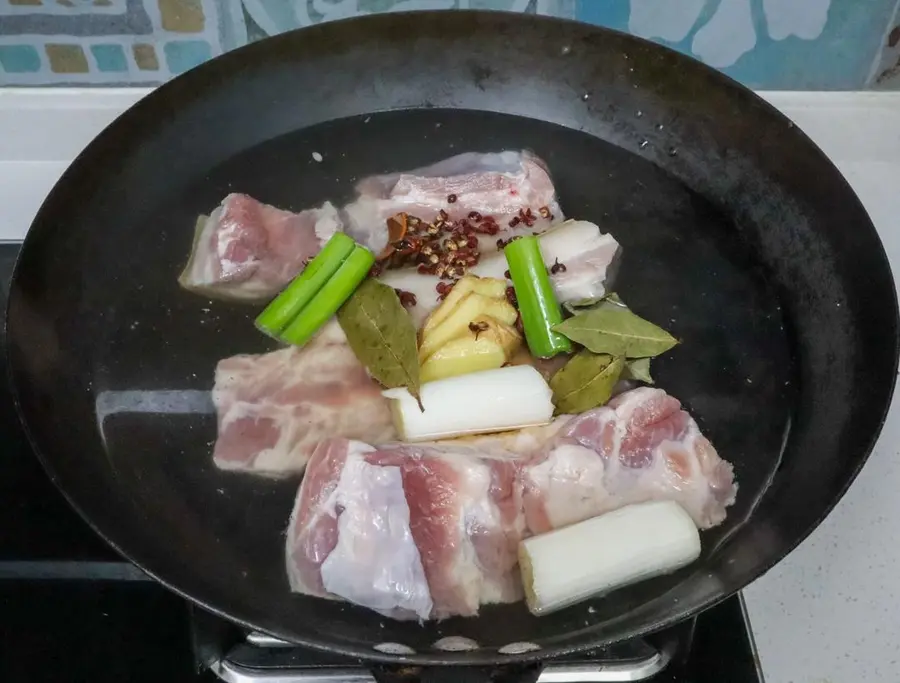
[0,0,246,84]
[1,0,899,89]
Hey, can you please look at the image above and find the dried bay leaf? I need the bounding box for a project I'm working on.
[562,292,629,315]
[554,307,678,358]
[600,292,628,309]
[563,299,599,314]
[550,352,625,414]
[337,279,422,405]
[622,357,654,384]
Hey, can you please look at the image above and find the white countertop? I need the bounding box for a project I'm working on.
[3,88,900,683]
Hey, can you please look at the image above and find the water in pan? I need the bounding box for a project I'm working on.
[89,109,795,651]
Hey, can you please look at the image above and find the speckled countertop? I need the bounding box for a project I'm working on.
[1,89,899,683]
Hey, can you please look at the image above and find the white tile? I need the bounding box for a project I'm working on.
[0,160,70,241]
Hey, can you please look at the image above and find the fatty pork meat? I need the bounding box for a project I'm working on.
[178,193,341,301]
[211,322,396,476]
[344,151,562,256]
[285,439,526,620]
[533,220,622,304]
[284,388,736,619]
[522,387,737,533]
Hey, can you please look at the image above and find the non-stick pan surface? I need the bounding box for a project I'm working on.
[7,10,898,666]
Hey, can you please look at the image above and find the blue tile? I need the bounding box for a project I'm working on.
[90,44,128,73]
[164,40,212,74]
[576,0,630,30]
[574,0,899,90]
[0,45,41,74]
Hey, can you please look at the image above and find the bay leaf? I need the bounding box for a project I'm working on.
[622,357,654,384]
[602,292,628,309]
[563,291,628,315]
[550,352,625,414]
[563,298,601,314]
[337,279,422,405]
[553,307,678,358]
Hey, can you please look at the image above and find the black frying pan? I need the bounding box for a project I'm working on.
[7,9,898,671]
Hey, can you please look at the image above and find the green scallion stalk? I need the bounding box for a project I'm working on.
[504,236,572,358]
[279,246,375,347]
[255,232,356,337]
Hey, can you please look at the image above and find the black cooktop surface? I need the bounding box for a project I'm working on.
[0,243,120,564]
[0,243,764,683]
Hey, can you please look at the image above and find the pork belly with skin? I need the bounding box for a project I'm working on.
[211,322,396,476]
[285,439,526,620]
[345,151,562,256]
[522,388,737,533]
[179,193,342,301]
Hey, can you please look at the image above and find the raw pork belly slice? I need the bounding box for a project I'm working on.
[212,323,396,476]
[536,221,622,304]
[445,418,575,458]
[366,445,525,618]
[286,440,526,620]
[474,220,622,304]
[179,193,342,301]
[344,151,562,256]
[523,388,737,534]
[286,439,433,620]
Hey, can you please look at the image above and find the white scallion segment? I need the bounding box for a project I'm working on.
[382,365,554,442]
[519,500,701,616]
